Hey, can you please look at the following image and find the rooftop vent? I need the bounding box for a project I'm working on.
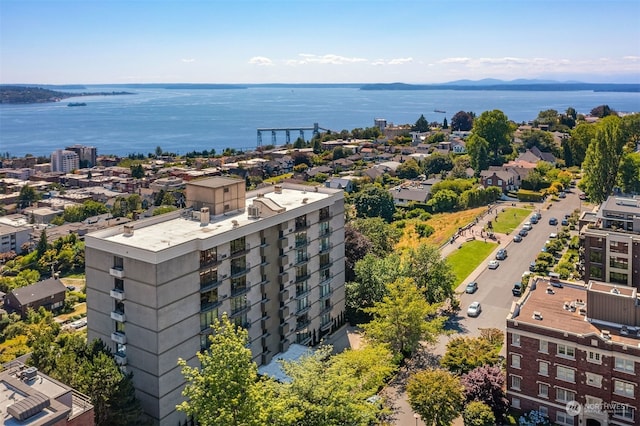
[248,205,260,219]
[232,220,239,228]
[302,198,308,204]
[200,207,210,226]
[123,224,134,237]
[21,366,38,381]
[601,330,611,340]
[611,287,620,295]
[533,311,543,320]
[274,185,282,194]
[621,326,629,336]
[546,286,555,294]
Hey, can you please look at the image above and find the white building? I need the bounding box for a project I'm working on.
[51,149,79,173]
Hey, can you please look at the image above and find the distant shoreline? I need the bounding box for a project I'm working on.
[0,86,135,104]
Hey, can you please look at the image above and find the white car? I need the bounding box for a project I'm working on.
[488,260,499,269]
[522,222,532,231]
[549,233,558,239]
[467,301,482,317]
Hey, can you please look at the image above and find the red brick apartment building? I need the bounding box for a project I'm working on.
[507,278,640,426]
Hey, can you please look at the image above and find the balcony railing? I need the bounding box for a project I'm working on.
[295,273,310,283]
[114,351,127,366]
[110,289,125,301]
[231,284,250,297]
[295,239,309,248]
[296,305,311,316]
[109,267,125,279]
[295,220,310,231]
[230,263,251,278]
[295,319,311,331]
[111,332,126,345]
[294,255,309,266]
[319,243,333,253]
[319,258,333,269]
[321,303,333,315]
[320,273,333,285]
[319,226,332,237]
[321,321,332,331]
[229,243,251,258]
[230,304,250,316]
[110,310,126,322]
[295,287,310,299]
[320,286,332,299]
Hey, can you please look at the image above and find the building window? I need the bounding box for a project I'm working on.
[114,300,124,314]
[556,388,576,403]
[586,372,603,388]
[511,397,520,409]
[511,333,521,347]
[539,340,548,353]
[200,248,217,266]
[114,256,124,269]
[295,232,307,248]
[200,267,218,288]
[511,375,521,390]
[614,380,635,398]
[538,383,549,398]
[114,278,124,292]
[319,253,331,268]
[556,412,575,426]
[614,357,635,374]
[587,351,602,364]
[296,296,309,314]
[230,237,246,255]
[231,276,247,296]
[295,248,308,264]
[295,215,307,231]
[610,271,628,284]
[539,361,548,376]
[231,257,247,276]
[201,288,219,310]
[295,265,308,281]
[200,334,211,351]
[557,366,575,383]
[557,344,575,359]
[613,403,635,422]
[319,221,330,236]
[590,265,603,279]
[115,321,125,333]
[539,406,548,416]
[319,206,330,221]
[511,354,521,369]
[231,295,247,314]
[321,313,331,327]
[200,308,218,331]
[589,250,603,263]
[610,256,629,269]
[610,240,629,254]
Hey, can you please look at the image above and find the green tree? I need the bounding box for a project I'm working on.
[423,153,453,176]
[426,189,459,213]
[472,110,513,161]
[407,369,465,426]
[463,401,496,426]
[177,314,260,426]
[362,278,444,358]
[347,253,402,323]
[351,184,395,222]
[130,163,145,179]
[590,104,615,118]
[440,336,501,375]
[403,243,455,304]
[18,184,38,209]
[412,114,429,132]
[581,116,626,203]
[567,122,596,166]
[466,134,489,175]
[618,152,640,194]
[36,229,48,257]
[155,145,163,157]
[396,158,422,179]
[350,217,401,257]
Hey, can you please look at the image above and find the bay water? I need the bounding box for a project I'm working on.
[1,87,639,158]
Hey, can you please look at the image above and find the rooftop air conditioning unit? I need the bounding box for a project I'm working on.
[601,330,611,340]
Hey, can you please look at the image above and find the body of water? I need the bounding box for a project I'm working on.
[1,87,639,157]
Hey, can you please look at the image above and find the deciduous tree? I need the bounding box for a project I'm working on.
[351,184,395,222]
[463,401,496,426]
[407,369,464,426]
[403,243,455,304]
[461,365,509,419]
[440,336,501,375]
[451,111,474,131]
[472,110,513,161]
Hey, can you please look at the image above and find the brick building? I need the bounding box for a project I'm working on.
[507,278,639,426]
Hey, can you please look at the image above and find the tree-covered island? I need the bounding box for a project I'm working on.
[0,85,134,104]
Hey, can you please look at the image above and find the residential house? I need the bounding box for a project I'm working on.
[325,177,356,193]
[480,169,519,192]
[5,278,67,317]
[389,179,440,206]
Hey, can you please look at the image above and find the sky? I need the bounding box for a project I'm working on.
[1,0,639,85]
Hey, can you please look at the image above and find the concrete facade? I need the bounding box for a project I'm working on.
[84,178,346,425]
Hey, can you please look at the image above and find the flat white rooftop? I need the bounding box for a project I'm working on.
[89,186,334,252]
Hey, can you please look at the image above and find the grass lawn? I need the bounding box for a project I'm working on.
[445,239,499,288]
[489,207,532,234]
[56,303,87,322]
[263,173,293,184]
[418,206,487,248]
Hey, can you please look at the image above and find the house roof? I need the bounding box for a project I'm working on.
[9,278,67,306]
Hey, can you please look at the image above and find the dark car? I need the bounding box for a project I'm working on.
[530,216,539,224]
[512,282,523,296]
[513,234,522,243]
[518,228,528,237]
[496,248,508,260]
[561,219,569,226]
[549,217,558,226]
[465,282,478,294]
[529,262,536,272]
[579,193,587,200]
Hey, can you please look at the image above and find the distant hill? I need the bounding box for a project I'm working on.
[359,81,640,92]
[0,85,134,104]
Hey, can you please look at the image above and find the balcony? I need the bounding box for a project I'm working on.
[279,305,290,319]
[296,305,311,316]
[114,351,127,366]
[319,258,333,270]
[320,286,333,299]
[230,305,250,316]
[296,334,312,345]
[319,226,332,237]
[295,239,309,248]
[231,285,250,297]
[110,289,125,301]
[279,322,290,335]
[295,274,310,283]
[321,321,332,331]
[294,255,309,266]
[111,311,126,322]
[295,287,310,299]
[109,267,125,279]
[279,288,289,301]
[278,272,289,285]
[230,263,251,278]
[229,243,251,258]
[111,332,127,345]
[321,303,333,315]
[278,254,289,267]
[319,243,333,253]
[295,221,310,232]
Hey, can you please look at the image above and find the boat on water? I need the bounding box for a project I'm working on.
[434,109,446,113]
[67,102,87,107]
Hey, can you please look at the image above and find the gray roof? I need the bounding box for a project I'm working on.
[10,278,67,306]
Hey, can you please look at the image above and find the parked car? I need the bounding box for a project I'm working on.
[513,234,523,243]
[561,219,569,226]
[579,193,587,200]
[530,216,539,224]
[512,282,523,296]
[549,233,558,239]
[467,301,482,317]
[529,261,537,272]
[518,228,528,237]
[496,248,508,260]
[465,282,478,294]
[549,217,558,225]
[559,191,566,198]
[522,222,532,231]
[66,285,76,292]
[533,212,542,220]
[488,260,499,269]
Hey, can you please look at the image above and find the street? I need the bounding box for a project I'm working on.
[391,189,585,426]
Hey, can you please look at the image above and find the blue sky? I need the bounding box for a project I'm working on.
[1,0,639,84]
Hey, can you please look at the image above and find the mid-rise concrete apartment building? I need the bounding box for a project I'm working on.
[507,278,640,426]
[65,144,97,168]
[581,195,640,286]
[84,177,346,425]
[50,149,79,173]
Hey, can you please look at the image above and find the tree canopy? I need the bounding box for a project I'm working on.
[472,110,513,161]
[407,369,465,426]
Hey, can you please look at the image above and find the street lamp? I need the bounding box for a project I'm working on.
[414,413,420,426]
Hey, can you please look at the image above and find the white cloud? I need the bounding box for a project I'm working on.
[439,57,471,64]
[181,58,195,63]
[286,54,367,66]
[623,55,640,61]
[387,57,413,65]
[248,56,274,66]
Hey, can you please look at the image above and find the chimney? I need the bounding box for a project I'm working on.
[274,185,282,194]
[200,207,210,226]
[123,224,134,237]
